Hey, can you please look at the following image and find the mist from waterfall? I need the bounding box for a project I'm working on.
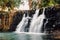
[29,8,45,33]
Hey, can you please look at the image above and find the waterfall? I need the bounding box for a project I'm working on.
[29,9,40,32]
[29,8,45,33]
[15,14,31,33]
[15,8,45,33]
[44,19,48,33]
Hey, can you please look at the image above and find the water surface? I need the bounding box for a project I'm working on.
[0,32,55,40]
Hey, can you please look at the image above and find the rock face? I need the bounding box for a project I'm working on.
[9,12,23,32]
[44,7,60,33]
[0,11,9,32]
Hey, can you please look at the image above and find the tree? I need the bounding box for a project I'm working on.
[41,0,60,7]
[0,0,21,10]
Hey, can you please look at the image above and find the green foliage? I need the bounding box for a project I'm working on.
[31,1,37,9]
[12,0,21,7]
[54,0,60,4]
[48,0,56,6]
[0,0,60,10]
[41,0,60,7]
[41,0,49,7]
[0,0,21,9]
[31,0,57,9]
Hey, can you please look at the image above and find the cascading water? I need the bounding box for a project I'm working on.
[15,14,31,33]
[15,8,45,33]
[44,19,48,33]
[29,8,45,33]
[29,9,40,32]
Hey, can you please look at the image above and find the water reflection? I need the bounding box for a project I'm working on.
[0,33,55,40]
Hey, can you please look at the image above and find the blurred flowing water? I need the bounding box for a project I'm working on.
[15,8,46,33]
[29,8,45,33]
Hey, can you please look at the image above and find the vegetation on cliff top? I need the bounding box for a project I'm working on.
[0,0,60,10]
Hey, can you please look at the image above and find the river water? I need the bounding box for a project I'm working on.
[0,32,56,40]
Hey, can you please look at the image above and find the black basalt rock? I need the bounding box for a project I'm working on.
[44,7,60,33]
[9,11,23,32]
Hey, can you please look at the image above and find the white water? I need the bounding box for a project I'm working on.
[15,14,31,33]
[15,8,45,33]
[29,8,45,33]
[44,19,48,33]
[29,9,40,32]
